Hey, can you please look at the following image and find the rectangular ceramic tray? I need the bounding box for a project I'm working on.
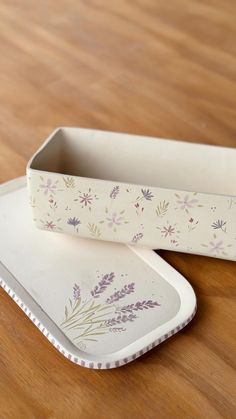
[0,177,196,369]
[27,128,236,261]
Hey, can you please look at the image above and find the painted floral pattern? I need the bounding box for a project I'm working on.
[175,193,202,213]
[133,189,154,215]
[100,208,129,232]
[187,218,199,232]
[40,218,62,232]
[228,197,236,210]
[156,200,169,217]
[63,176,76,189]
[74,188,98,211]
[61,272,160,344]
[28,173,236,261]
[160,223,176,238]
[202,233,232,257]
[106,212,124,229]
[87,223,101,238]
[67,217,81,233]
[67,217,81,228]
[38,177,59,195]
[211,219,227,233]
[157,221,180,247]
[110,186,120,199]
[132,232,144,244]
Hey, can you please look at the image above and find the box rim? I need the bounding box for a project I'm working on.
[27,127,236,199]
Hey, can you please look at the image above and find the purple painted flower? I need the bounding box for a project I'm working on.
[106,313,137,326]
[91,273,115,298]
[209,240,224,254]
[116,300,160,313]
[79,193,93,207]
[177,195,198,211]
[110,186,120,199]
[211,220,227,232]
[106,213,123,228]
[141,189,154,201]
[40,178,57,195]
[67,217,81,228]
[161,224,175,238]
[73,284,81,300]
[106,283,135,304]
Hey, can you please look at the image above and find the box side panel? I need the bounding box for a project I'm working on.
[27,169,236,261]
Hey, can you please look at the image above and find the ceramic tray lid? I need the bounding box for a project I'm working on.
[0,177,196,369]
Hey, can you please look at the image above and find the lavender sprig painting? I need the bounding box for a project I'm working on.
[73,284,81,300]
[106,314,137,326]
[132,232,144,244]
[61,272,160,345]
[110,186,120,199]
[106,283,135,304]
[90,272,115,298]
[116,300,160,314]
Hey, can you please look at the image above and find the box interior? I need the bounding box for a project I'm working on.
[29,128,236,195]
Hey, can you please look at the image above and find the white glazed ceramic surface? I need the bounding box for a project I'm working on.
[0,177,196,368]
[27,128,236,261]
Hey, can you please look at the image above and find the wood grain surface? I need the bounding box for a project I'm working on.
[0,1,235,418]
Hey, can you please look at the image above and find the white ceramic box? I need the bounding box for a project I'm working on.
[27,127,236,261]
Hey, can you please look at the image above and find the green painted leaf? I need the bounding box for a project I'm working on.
[64,306,68,320]
[87,223,101,238]
[156,200,169,217]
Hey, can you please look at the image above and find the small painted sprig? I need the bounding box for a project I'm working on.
[211,219,227,233]
[228,197,236,209]
[141,189,154,201]
[132,232,143,244]
[133,189,154,215]
[110,186,120,199]
[106,313,137,326]
[106,283,135,304]
[90,273,115,298]
[49,198,58,211]
[73,284,81,300]
[156,200,169,217]
[67,217,81,228]
[87,223,101,238]
[63,176,75,189]
[188,217,199,232]
[116,300,160,314]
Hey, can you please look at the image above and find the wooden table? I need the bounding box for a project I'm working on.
[0,1,235,418]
